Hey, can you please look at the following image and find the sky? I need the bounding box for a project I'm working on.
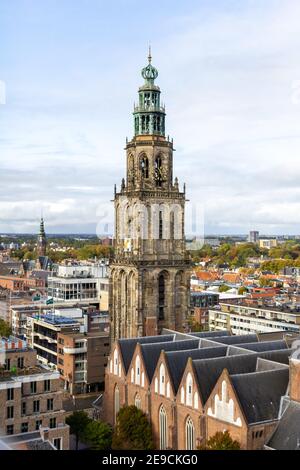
[1,0,300,235]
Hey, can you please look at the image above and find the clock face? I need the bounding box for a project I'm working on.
[154,166,166,182]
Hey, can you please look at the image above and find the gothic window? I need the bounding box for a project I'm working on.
[135,394,141,410]
[135,355,141,385]
[186,373,193,406]
[144,92,150,107]
[185,417,195,450]
[140,156,149,178]
[113,349,118,375]
[159,363,165,395]
[159,210,163,239]
[155,156,162,187]
[114,386,120,424]
[158,274,165,320]
[159,406,168,450]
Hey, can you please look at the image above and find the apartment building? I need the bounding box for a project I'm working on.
[0,336,69,449]
[26,309,110,394]
[209,301,300,335]
[189,292,219,329]
[57,331,110,394]
[47,263,108,306]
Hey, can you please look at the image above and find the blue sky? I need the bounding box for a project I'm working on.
[1,0,300,235]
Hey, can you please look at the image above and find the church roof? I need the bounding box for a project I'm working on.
[193,353,258,404]
[140,339,200,382]
[230,368,289,424]
[118,335,175,373]
[267,400,300,450]
[233,340,288,353]
[165,346,228,393]
[210,334,258,345]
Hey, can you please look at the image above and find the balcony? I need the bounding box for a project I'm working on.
[63,345,87,354]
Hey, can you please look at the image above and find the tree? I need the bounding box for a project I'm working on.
[66,411,91,450]
[82,419,113,450]
[219,284,231,293]
[0,319,12,337]
[112,405,154,450]
[199,431,241,450]
[238,286,247,295]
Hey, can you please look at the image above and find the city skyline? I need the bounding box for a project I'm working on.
[1,0,300,234]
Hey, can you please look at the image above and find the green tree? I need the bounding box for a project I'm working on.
[219,284,231,293]
[0,319,12,337]
[238,286,247,295]
[66,411,91,450]
[199,431,241,450]
[82,419,112,450]
[112,405,154,450]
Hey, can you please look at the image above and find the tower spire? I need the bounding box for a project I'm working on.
[148,44,152,63]
[133,52,165,137]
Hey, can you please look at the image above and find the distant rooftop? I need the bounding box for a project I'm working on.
[33,313,80,325]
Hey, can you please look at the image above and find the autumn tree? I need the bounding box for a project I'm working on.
[112,406,154,450]
[199,431,241,450]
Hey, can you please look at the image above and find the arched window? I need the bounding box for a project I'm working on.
[186,373,193,406]
[159,406,168,450]
[158,274,165,320]
[114,386,120,424]
[140,156,149,178]
[155,156,162,187]
[135,355,141,385]
[135,394,141,410]
[194,392,199,409]
[159,363,165,395]
[113,349,118,375]
[181,386,185,404]
[185,417,195,450]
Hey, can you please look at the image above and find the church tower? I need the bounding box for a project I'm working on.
[37,217,47,257]
[110,51,191,341]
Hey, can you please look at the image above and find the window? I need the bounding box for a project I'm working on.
[159,210,163,239]
[30,381,37,394]
[159,363,165,395]
[7,406,14,419]
[6,425,14,435]
[135,355,141,385]
[44,380,50,392]
[21,422,28,433]
[140,156,149,179]
[33,400,40,413]
[49,418,56,429]
[113,349,118,375]
[159,406,168,450]
[35,420,42,431]
[17,357,24,369]
[186,373,193,407]
[53,438,62,450]
[7,388,14,401]
[114,386,120,424]
[135,394,141,410]
[4,358,10,371]
[158,274,165,320]
[47,398,54,411]
[22,402,26,416]
[185,417,195,450]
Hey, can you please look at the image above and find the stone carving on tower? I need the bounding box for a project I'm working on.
[109,50,191,341]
